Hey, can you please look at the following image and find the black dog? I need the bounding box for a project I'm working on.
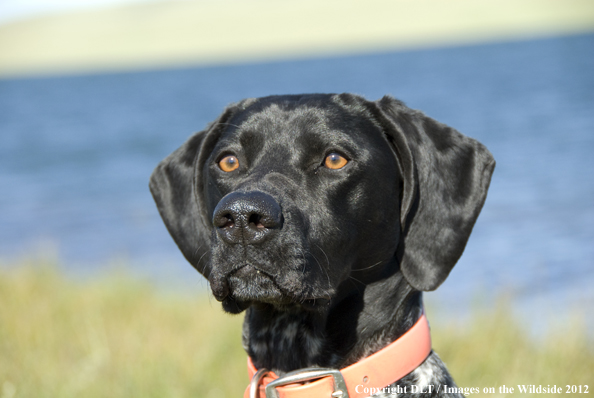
[150,94,495,397]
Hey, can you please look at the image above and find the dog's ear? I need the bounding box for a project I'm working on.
[372,96,495,291]
[149,104,242,276]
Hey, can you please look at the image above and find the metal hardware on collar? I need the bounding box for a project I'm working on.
[249,368,270,398]
[264,368,349,398]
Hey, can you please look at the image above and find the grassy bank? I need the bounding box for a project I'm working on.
[1,261,592,397]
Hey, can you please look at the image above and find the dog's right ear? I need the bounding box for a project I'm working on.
[370,96,495,292]
[149,105,242,276]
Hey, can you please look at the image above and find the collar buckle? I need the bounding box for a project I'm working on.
[249,368,271,398]
[264,367,349,398]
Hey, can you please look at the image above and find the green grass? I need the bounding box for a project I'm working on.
[0,260,247,398]
[432,304,593,395]
[1,260,592,397]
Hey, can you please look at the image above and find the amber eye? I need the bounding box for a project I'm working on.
[218,155,239,172]
[324,153,348,170]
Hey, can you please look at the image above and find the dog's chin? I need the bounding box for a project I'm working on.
[221,295,330,314]
[221,295,250,314]
[214,265,330,314]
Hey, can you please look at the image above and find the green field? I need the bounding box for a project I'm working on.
[1,260,592,397]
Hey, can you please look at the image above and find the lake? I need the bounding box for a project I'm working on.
[1,33,593,331]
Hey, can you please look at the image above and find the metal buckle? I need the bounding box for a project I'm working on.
[249,368,270,398]
[264,367,349,398]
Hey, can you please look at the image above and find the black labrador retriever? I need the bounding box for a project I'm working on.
[150,94,495,398]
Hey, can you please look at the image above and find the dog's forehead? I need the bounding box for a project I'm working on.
[220,100,381,150]
[231,103,330,138]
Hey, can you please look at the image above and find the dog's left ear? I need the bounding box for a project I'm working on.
[149,103,243,276]
[372,96,495,291]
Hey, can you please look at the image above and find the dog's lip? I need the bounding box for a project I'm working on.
[231,263,269,279]
[296,297,330,310]
[220,264,331,309]
[209,275,230,302]
[226,264,285,301]
[209,264,269,302]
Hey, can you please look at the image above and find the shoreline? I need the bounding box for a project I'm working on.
[1,0,593,78]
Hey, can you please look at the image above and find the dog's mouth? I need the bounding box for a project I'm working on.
[227,264,286,302]
[209,264,330,313]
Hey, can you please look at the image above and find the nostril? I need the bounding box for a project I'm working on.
[223,216,235,229]
[214,212,235,229]
[249,214,265,230]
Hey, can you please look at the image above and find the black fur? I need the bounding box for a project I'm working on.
[150,94,495,397]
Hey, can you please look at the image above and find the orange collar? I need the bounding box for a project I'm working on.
[244,313,431,398]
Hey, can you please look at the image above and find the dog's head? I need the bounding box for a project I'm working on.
[150,94,494,313]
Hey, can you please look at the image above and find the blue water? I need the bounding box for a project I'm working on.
[1,33,593,328]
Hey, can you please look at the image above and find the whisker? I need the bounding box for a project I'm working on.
[214,121,242,130]
[193,243,203,258]
[351,260,384,272]
[301,250,307,275]
[311,252,331,289]
[196,250,209,270]
[205,280,214,305]
[348,275,365,286]
[314,244,330,268]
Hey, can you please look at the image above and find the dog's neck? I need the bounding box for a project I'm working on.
[242,271,423,374]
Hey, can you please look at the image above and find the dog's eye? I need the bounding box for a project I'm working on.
[218,155,240,172]
[324,153,348,170]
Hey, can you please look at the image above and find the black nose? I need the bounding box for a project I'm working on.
[212,191,282,244]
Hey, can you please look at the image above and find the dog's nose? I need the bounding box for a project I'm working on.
[212,191,282,244]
